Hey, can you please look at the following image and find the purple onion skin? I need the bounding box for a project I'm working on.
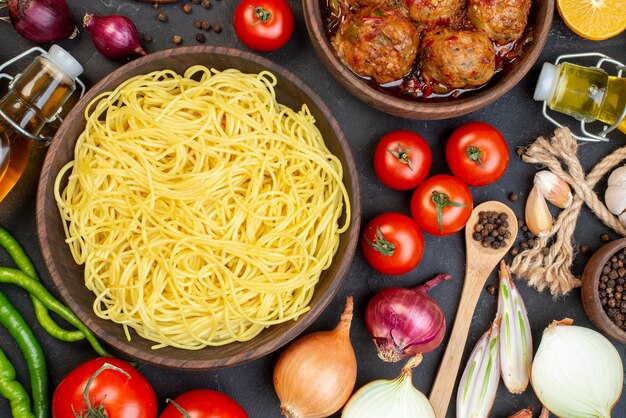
[365,274,450,362]
[7,0,77,43]
[83,14,147,59]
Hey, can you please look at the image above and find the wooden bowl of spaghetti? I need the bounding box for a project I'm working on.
[36,47,361,369]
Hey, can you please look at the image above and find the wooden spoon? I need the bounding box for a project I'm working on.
[429,201,518,418]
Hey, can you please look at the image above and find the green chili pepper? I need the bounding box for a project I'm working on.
[0,291,47,418]
[0,267,112,358]
[0,226,84,342]
[0,345,35,418]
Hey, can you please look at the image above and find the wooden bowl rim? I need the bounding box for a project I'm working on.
[302,0,555,120]
[36,46,362,369]
[581,238,626,344]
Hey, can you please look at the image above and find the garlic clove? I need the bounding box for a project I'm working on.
[605,185,626,217]
[533,171,573,209]
[607,166,626,187]
[525,186,553,237]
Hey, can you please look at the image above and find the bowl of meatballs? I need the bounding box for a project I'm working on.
[303,0,554,120]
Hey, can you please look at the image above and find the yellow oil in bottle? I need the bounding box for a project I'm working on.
[0,48,80,202]
[549,62,626,134]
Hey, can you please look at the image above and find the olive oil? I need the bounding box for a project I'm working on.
[0,46,82,202]
[535,62,626,135]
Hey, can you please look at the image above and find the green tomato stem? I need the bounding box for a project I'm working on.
[466,145,484,167]
[365,226,395,256]
[252,6,271,24]
[387,143,414,171]
[431,190,467,234]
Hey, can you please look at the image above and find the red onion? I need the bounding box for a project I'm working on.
[5,0,77,43]
[83,13,146,59]
[365,274,450,362]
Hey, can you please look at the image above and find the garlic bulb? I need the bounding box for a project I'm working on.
[531,319,623,418]
[342,356,434,418]
[605,166,626,227]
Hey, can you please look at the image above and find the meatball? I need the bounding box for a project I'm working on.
[420,28,495,89]
[332,7,419,84]
[409,0,465,27]
[468,0,531,44]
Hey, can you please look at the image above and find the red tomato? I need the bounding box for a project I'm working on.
[361,213,425,275]
[445,122,509,186]
[373,130,433,190]
[52,357,157,418]
[410,175,473,236]
[159,389,248,418]
[233,0,294,51]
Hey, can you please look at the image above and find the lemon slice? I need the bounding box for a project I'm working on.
[557,0,626,40]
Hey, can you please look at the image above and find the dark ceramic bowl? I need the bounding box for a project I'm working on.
[581,238,626,344]
[36,46,361,370]
[303,0,554,120]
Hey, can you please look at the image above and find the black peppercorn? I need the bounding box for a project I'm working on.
[142,33,153,42]
[182,3,193,14]
[212,24,222,33]
[508,192,519,202]
[156,12,168,22]
[195,33,206,43]
[152,2,159,9]
[195,20,203,29]
[510,247,519,257]
[486,284,496,295]
[579,244,591,255]
[201,0,211,8]
[601,233,610,242]
[171,34,183,45]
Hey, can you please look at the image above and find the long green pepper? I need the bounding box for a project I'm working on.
[0,291,47,418]
[0,267,112,358]
[0,346,35,418]
[0,226,84,342]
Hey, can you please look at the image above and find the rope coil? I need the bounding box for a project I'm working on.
[511,128,626,296]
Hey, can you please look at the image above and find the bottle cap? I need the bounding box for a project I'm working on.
[45,45,83,80]
[534,62,558,102]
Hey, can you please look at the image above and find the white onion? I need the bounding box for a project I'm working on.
[342,356,434,418]
[531,319,623,418]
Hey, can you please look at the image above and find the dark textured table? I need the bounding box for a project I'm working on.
[0,1,624,417]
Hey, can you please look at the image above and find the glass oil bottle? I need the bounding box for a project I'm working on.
[0,45,83,202]
[534,60,626,138]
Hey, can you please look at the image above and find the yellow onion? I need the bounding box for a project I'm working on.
[531,319,623,418]
[273,296,356,418]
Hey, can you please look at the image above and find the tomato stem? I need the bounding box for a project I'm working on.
[365,226,395,256]
[166,398,192,418]
[466,145,483,167]
[76,363,131,418]
[431,190,467,234]
[251,6,271,24]
[387,143,414,171]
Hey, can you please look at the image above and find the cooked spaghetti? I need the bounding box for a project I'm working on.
[54,66,350,349]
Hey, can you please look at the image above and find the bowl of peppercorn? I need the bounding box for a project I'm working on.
[581,238,626,344]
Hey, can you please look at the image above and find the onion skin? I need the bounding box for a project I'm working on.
[7,0,77,43]
[365,274,449,362]
[507,408,533,418]
[273,296,357,418]
[83,13,147,59]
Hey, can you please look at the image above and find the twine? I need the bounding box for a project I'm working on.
[511,128,626,296]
